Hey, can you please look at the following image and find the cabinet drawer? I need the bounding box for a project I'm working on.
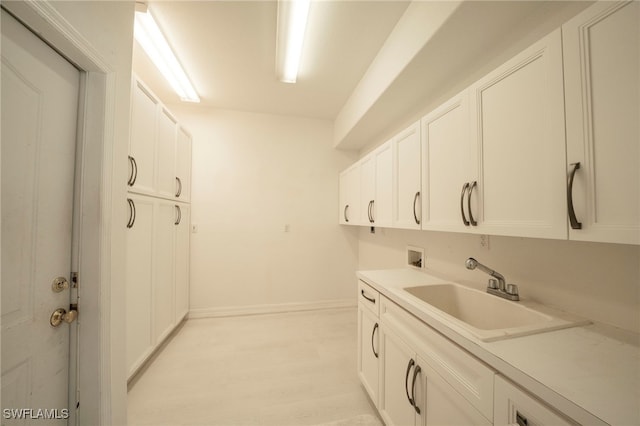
[358,280,380,317]
[494,375,574,426]
[381,296,495,421]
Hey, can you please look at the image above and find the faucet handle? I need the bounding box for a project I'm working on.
[506,284,519,296]
[488,279,499,289]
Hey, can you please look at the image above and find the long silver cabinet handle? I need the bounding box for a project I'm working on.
[127,156,138,186]
[411,364,422,414]
[344,205,349,222]
[126,198,136,228]
[174,205,182,225]
[405,359,415,407]
[460,183,470,226]
[371,323,379,359]
[175,177,182,197]
[567,162,582,230]
[468,181,478,226]
[413,191,421,225]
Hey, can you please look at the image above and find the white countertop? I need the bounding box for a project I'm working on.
[357,268,640,426]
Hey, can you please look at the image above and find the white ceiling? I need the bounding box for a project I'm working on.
[133,0,410,120]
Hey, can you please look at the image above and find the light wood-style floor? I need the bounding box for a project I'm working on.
[127,308,379,426]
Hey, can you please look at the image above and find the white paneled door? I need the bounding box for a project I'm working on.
[1,9,80,423]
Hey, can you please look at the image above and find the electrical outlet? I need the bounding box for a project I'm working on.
[480,234,490,250]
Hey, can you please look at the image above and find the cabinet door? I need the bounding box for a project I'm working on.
[125,195,154,375]
[129,81,158,195]
[153,200,176,344]
[393,121,422,230]
[419,359,491,426]
[339,164,360,225]
[374,142,393,227]
[563,1,640,245]
[156,107,178,200]
[360,153,376,225]
[358,306,380,405]
[470,29,567,239]
[421,91,473,233]
[379,326,419,426]
[174,203,190,323]
[494,376,573,426]
[176,126,192,202]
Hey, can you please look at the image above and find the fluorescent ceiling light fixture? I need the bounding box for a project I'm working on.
[276,0,311,83]
[134,4,200,102]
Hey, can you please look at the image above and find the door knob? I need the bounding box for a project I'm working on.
[50,307,78,327]
[51,277,69,293]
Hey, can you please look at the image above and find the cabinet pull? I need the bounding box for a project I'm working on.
[344,205,349,223]
[467,181,478,226]
[127,156,138,186]
[405,358,415,407]
[515,411,528,426]
[368,200,374,223]
[413,191,421,225]
[175,177,182,197]
[174,205,182,225]
[460,183,470,226]
[126,198,136,228]
[360,289,375,304]
[567,162,582,230]
[371,323,379,359]
[411,364,421,414]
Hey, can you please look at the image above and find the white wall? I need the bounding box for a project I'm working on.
[170,106,359,315]
[359,227,640,333]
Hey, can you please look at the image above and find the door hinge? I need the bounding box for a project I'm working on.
[71,272,78,288]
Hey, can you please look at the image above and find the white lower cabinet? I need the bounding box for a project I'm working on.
[494,376,573,426]
[174,203,190,323]
[125,195,154,375]
[374,295,494,426]
[126,194,190,378]
[153,201,176,344]
[379,327,421,426]
[358,281,380,404]
[358,305,380,404]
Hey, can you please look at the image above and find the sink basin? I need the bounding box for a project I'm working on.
[403,283,588,341]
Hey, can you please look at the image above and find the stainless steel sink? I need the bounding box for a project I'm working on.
[403,283,588,341]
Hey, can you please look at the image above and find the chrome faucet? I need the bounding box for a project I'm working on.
[465,258,519,301]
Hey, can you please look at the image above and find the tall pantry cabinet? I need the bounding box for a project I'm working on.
[126,77,192,378]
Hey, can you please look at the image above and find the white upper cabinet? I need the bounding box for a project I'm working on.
[365,141,394,227]
[339,163,361,225]
[129,80,158,195]
[128,77,193,203]
[563,1,640,245]
[374,142,393,227]
[360,152,376,225]
[421,91,473,233]
[156,107,178,200]
[392,121,422,230]
[176,127,192,202]
[469,29,568,240]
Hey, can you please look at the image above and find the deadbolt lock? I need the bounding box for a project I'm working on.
[50,307,78,327]
[51,277,69,293]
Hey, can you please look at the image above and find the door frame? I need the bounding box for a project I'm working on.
[2,2,127,425]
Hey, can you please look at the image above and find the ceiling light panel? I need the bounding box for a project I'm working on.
[134,7,200,102]
[276,0,311,83]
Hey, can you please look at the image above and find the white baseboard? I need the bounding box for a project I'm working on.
[188,299,356,319]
